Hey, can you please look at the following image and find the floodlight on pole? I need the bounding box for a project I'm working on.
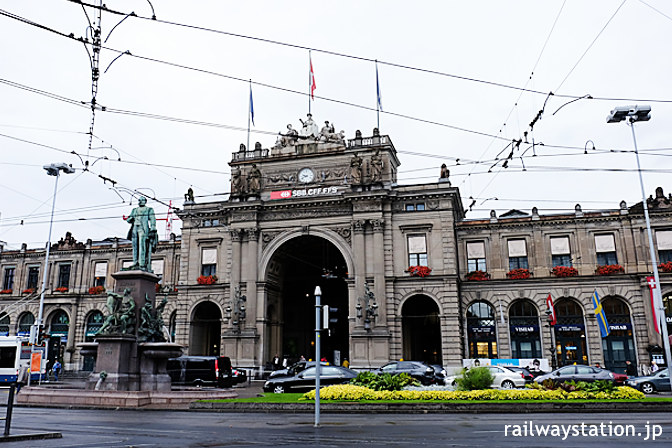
[606,106,672,391]
[34,163,75,343]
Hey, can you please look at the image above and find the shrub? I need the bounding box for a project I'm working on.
[350,372,417,391]
[300,384,645,401]
[454,367,494,391]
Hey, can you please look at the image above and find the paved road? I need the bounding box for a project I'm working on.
[1,408,671,447]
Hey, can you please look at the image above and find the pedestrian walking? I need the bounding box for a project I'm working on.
[52,360,62,382]
[625,360,637,377]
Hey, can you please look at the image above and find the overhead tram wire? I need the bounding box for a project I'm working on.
[61,0,672,105]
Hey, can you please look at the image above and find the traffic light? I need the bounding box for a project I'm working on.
[322,305,339,336]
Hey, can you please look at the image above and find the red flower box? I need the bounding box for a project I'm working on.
[197,275,218,285]
[88,285,106,295]
[22,288,35,294]
[0,289,12,295]
[595,264,624,275]
[551,266,578,277]
[506,268,531,280]
[407,266,432,277]
[54,286,69,293]
[465,270,490,281]
[658,262,672,273]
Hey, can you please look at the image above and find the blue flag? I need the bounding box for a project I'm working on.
[249,85,255,126]
[592,291,610,338]
[376,63,383,111]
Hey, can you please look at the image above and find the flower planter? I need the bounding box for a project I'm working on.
[0,290,12,295]
[407,266,432,277]
[22,289,35,295]
[197,275,218,285]
[88,286,106,295]
[595,264,624,275]
[54,287,69,293]
[465,270,490,281]
[551,266,578,277]
[506,268,531,280]
[658,262,672,273]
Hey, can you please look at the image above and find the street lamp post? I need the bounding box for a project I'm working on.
[607,106,672,391]
[314,285,322,427]
[29,163,75,385]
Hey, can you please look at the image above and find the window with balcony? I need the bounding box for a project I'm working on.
[407,235,428,267]
[550,236,572,267]
[57,264,71,289]
[595,234,618,266]
[93,262,107,287]
[467,241,486,272]
[657,230,672,263]
[2,267,15,291]
[507,239,528,270]
[201,248,217,276]
[26,266,40,290]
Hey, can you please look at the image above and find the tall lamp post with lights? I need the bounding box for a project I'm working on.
[29,163,75,384]
[607,106,672,391]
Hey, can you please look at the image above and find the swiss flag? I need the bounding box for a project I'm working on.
[546,294,557,326]
[310,55,316,100]
[646,276,661,334]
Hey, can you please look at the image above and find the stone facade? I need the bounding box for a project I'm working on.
[1,125,671,376]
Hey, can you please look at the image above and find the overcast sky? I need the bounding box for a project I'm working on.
[1,1,671,250]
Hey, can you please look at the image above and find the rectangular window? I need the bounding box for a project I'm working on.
[550,237,572,267]
[507,239,528,270]
[467,241,486,272]
[201,248,217,276]
[657,230,672,263]
[57,264,71,289]
[2,267,15,291]
[121,260,133,269]
[407,235,428,266]
[27,266,40,290]
[94,262,107,287]
[151,259,164,283]
[405,203,425,211]
[595,234,618,265]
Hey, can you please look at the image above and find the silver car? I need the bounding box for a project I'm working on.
[445,365,526,389]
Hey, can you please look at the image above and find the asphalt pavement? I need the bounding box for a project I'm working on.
[1,408,670,447]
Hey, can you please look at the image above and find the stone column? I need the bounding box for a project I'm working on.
[352,220,366,327]
[66,300,80,370]
[370,219,386,327]
[245,227,259,333]
[229,229,242,287]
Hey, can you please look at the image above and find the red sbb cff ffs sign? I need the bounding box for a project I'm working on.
[270,190,292,200]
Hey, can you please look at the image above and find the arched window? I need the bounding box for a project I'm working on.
[85,311,104,342]
[0,315,9,336]
[466,301,497,359]
[509,299,541,359]
[17,312,35,336]
[49,310,70,343]
[553,298,587,366]
[601,297,635,374]
[169,310,177,343]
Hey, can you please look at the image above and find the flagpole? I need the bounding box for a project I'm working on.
[375,60,380,130]
[308,51,312,115]
[247,80,251,152]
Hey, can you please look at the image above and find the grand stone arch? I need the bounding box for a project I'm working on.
[189,300,223,356]
[399,292,442,364]
[259,231,351,368]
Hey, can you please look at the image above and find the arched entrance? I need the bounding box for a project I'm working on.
[265,235,349,366]
[17,312,34,337]
[509,299,542,359]
[190,301,221,356]
[466,301,497,359]
[402,295,442,364]
[0,315,9,336]
[84,311,103,371]
[554,298,588,366]
[602,297,635,374]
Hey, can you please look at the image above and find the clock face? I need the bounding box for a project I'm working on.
[298,168,314,183]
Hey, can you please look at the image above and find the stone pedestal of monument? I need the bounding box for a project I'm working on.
[84,269,183,392]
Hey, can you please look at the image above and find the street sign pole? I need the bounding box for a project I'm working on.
[314,285,322,427]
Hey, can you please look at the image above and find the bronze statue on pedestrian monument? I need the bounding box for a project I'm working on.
[125,196,158,271]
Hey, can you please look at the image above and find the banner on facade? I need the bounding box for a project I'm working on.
[462,358,550,371]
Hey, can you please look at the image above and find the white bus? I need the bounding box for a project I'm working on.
[0,336,47,383]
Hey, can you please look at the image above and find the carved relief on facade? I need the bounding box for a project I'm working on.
[370,219,384,232]
[352,219,366,233]
[229,229,243,242]
[245,228,260,242]
[261,231,281,250]
[260,206,350,221]
[329,226,352,246]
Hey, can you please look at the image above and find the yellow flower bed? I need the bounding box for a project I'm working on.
[300,385,644,401]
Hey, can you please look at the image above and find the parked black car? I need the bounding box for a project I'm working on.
[626,368,671,393]
[534,365,625,385]
[268,360,329,379]
[430,364,448,385]
[263,365,358,393]
[167,356,246,388]
[377,361,435,385]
